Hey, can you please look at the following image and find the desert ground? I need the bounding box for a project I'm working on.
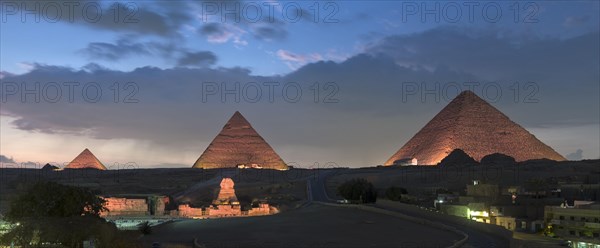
[1,159,597,247]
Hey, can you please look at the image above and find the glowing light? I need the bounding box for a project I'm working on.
[469,210,489,217]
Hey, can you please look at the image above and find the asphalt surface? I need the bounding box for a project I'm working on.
[308,169,510,248]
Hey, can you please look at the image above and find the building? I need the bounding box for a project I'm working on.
[545,202,600,248]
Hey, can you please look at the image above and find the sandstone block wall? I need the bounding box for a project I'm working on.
[101,197,149,216]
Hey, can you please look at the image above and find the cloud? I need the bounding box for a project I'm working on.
[199,23,248,45]
[563,16,590,28]
[566,149,584,160]
[82,38,153,61]
[0,155,15,163]
[195,1,291,44]
[252,25,287,41]
[177,51,217,67]
[0,71,15,80]
[276,49,323,69]
[1,27,598,166]
[13,1,192,37]
[364,26,600,125]
[21,161,39,167]
[81,37,216,67]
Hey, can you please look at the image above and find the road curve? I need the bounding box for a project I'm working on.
[308,169,510,248]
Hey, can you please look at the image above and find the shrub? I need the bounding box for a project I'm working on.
[337,178,377,203]
[385,187,408,201]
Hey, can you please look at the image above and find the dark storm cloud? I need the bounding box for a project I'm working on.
[252,25,287,41]
[80,2,191,37]
[363,26,600,126]
[0,155,16,163]
[566,149,584,160]
[366,26,599,82]
[0,64,262,146]
[177,51,218,67]
[1,27,598,165]
[563,16,590,28]
[12,1,192,37]
[200,23,225,36]
[82,39,153,61]
[195,1,290,43]
[81,37,215,67]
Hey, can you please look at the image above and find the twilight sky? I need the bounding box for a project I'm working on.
[1,0,599,168]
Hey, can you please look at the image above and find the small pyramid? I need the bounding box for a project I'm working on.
[193,111,287,170]
[65,148,107,170]
[41,163,59,170]
[438,149,478,166]
[385,91,566,165]
[481,153,516,166]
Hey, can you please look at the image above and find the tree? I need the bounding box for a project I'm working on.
[4,181,106,221]
[0,181,138,247]
[385,187,408,201]
[337,178,377,203]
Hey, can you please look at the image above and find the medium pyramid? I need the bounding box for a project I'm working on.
[65,148,107,170]
[193,111,288,170]
[385,91,566,166]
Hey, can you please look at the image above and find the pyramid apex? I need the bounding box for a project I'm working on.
[455,90,481,99]
[230,111,246,119]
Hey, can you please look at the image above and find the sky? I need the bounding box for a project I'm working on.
[0,0,599,168]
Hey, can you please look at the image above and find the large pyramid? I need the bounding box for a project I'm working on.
[385,91,566,166]
[193,111,288,170]
[65,148,107,170]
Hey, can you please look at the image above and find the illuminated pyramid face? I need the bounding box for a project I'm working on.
[193,111,287,170]
[385,91,566,166]
[65,148,107,170]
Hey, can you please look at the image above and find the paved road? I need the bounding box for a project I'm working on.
[308,169,510,248]
[307,169,339,203]
[374,204,509,248]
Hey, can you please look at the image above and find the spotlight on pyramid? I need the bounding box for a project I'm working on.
[65,148,107,170]
[385,91,566,166]
[193,111,288,170]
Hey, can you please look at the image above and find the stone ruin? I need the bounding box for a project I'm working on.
[100,195,169,217]
[98,178,277,219]
[178,177,278,219]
